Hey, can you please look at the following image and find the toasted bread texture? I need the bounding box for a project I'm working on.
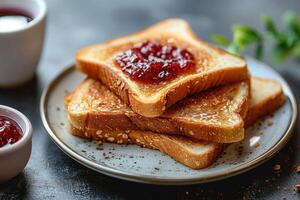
[245,77,285,126]
[65,79,250,143]
[70,125,224,169]
[76,19,249,117]
[66,77,285,169]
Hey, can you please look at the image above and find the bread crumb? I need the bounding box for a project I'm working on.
[273,164,281,172]
[117,139,123,144]
[84,132,89,137]
[266,118,273,126]
[96,130,103,136]
[117,133,122,137]
[107,137,115,142]
[254,143,260,148]
[296,166,300,172]
[96,140,102,145]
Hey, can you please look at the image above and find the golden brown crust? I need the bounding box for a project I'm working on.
[130,131,224,169]
[66,79,249,143]
[69,125,223,169]
[244,77,285,126]
[66,77,286,170]
[66,76,285,143]
[69,125,131,144]
[77,55,248,118]
[76,19,248,117]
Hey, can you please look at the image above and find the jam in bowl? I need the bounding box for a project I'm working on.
[0,105,32,183]
[0,115,23,148]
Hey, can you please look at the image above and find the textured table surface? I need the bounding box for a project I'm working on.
[1,0,300,199]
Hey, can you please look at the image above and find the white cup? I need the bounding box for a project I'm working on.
[0,0,46,87]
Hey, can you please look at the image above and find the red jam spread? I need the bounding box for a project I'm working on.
[115,41,195,83]
[0,116,22,148]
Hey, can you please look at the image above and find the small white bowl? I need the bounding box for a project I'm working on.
[0,105,32,183]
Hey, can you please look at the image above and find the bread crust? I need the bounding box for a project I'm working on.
[245,77,285,126]
[66,77,286,169]
[65,79,249,143]
[69,125,223,169]
[76,19,248,117]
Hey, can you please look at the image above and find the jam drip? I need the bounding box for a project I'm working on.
[115,41,195,83]
[0,116,23,148]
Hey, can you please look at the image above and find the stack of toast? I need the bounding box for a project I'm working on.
[65,19,285,169]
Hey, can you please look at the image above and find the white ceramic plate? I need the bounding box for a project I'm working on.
[40,58,297,185]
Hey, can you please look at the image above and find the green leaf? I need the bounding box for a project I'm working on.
[286,31,298,47]
[211,34,230,46]
[255,43,264,60]
[283,11,300,37]
[262,14,279,38]
[211,11,300,63]
[271,42,291,63]
[232,25,262,49]
[292,42,300,57]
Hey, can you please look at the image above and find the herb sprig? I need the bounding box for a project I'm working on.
[212,11,300,63]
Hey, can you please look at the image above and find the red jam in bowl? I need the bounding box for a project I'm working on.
[115,41,195,83]
[0,116,23,148]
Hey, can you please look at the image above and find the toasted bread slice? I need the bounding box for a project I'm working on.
[66,77,285,169]
[245,77,285,126]
[70,125,224,169]
[65,79,250,143]
[76,19,249,117]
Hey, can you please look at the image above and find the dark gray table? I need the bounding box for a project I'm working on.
[1,0,300,199]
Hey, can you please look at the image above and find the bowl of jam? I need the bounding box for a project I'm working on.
[0,105,32,183]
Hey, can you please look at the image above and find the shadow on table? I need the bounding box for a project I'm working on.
[0,76,40,113]
[0,76,41,129]
[0,173,30,200]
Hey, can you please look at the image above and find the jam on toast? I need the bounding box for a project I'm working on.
[76,19,249,117]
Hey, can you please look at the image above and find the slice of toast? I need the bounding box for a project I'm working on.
[70,126,224,169]
[76,19,249,117]
[245,77,285,126]
[65,79,250,143]
[66,77,285,169]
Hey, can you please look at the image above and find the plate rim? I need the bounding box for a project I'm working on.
[40,60,298,185]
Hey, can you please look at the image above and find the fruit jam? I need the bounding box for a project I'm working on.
[115,41,195,83]
[0,116,23,148]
